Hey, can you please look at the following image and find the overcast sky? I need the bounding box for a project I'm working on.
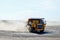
[0,0,60,21]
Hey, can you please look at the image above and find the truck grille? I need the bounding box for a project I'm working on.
[37,25,43,29]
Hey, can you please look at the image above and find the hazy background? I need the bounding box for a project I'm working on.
[0,0,60,31]
[0,0,60,21]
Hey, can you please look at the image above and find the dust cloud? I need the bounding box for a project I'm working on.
[0,20,29,32]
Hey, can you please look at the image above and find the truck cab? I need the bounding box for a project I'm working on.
[27,18,46,32]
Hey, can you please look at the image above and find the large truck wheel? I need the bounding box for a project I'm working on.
[29,27,34,32]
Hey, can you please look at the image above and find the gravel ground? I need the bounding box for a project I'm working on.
[0,36,60,40]
[0,26,60,40]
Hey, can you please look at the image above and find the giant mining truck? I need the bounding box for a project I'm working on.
[27,18,46,32]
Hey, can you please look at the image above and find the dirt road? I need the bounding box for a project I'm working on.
[0,26,60,40]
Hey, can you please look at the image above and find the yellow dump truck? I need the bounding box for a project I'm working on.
[27,18,46,32]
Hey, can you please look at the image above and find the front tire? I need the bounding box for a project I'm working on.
[29,27,35,32]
